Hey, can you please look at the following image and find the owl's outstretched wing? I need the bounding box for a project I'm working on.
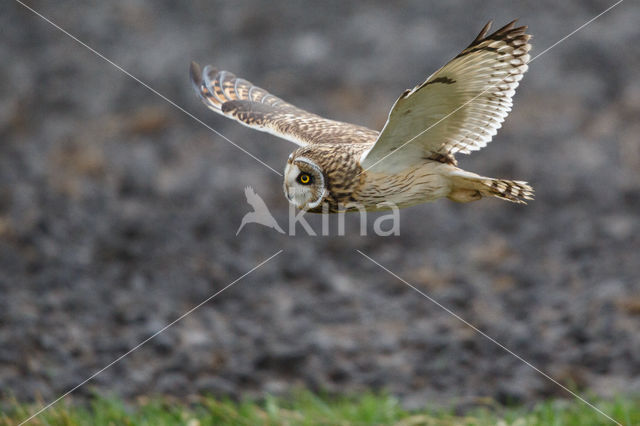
[360,20,531,172]
[190,62,378,146]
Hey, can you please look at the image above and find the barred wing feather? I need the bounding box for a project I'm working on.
[190,62,378,146]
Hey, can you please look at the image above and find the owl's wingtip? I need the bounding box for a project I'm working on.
[474,21,493,43]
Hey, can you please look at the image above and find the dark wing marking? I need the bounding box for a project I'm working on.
[190,62,378,146]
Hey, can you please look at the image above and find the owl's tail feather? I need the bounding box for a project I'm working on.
[448,170,534,204]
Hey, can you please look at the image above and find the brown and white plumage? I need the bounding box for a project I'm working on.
[190,63,378,146]
[191,20,534,212]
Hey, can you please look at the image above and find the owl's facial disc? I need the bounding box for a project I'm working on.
[283,156,326,210]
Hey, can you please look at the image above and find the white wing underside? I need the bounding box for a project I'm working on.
[360,20,531,173]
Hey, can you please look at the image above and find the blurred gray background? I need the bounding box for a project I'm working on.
[1,0,639,408]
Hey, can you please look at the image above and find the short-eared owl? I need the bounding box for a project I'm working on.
[191,20,533,212]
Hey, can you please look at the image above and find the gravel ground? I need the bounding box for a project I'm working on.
[1,0,639,410]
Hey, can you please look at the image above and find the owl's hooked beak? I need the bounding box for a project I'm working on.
[284,186,294,203]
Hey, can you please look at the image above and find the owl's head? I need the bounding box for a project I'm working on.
[283,154,327,210]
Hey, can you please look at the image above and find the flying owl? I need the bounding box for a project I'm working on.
[191,20,533,213]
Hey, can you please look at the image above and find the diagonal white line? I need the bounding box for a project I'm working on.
[531,0,624,61]
[14,0,283,177]
[361,0,625,174]
[356,250,623,426]
[18,250,284,425]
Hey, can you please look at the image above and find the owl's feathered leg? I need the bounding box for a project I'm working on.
[447,169,534,204]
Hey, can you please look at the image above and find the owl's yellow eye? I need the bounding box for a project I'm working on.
[297,173,313,185]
